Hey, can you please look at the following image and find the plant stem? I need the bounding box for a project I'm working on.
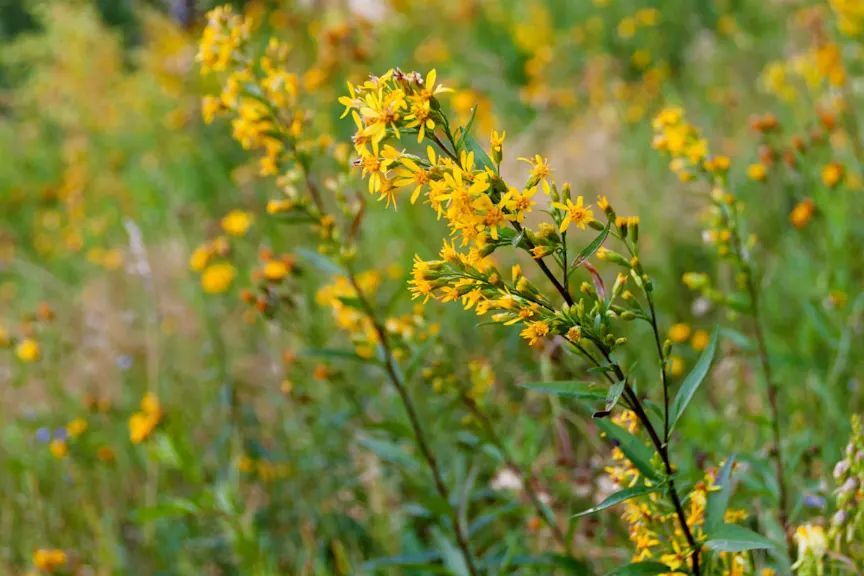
[511,221,574,306]
[602,354,701,576]
[645,293,671,444]
[347,269,479,576]
[461,395,571,553]
[724,203,790,548]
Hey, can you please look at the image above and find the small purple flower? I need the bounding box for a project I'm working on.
[116,355,133,371]
[54,427,68,441]
[35,427,51,443]
[803,494,826,508]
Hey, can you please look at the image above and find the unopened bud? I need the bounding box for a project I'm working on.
[834,460,850,480]
[663,339,672,358]
[620,311,637,321]
[614,337,628,347]
[832,509,848,528]
[589,219,605,231]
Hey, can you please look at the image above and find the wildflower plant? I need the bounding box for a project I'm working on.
[337,67,782,574]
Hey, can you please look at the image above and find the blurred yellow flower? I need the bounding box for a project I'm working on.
[16,338,40,362]
[66,418,88,438]
[201,262,236,293]
[668,323,691,343]
[669,356,685,377]
[49,439,68,459]
[790,198,815,229]
[263,260,289,281]
[189,245,211,272]
[747,163,768,181]
[33,549,67,572]
[221,209,254,237]
[822,162,844,188]
[691,330,710,352]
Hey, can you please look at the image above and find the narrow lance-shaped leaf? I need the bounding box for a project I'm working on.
[595,418,662,481]
[704,523,775,553]
[604,561,672,576]
[668,325,720,433]
[570,218,612,271]
[462,133,496,172]
[573,482,663,518]
[705,455,736,533]
[520,381,607,400]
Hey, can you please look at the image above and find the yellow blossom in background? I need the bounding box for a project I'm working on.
[790,198,815,229]
[668,323,691,343]
[221,209,254,236]
[263,259,289,281]
[747,163,767,181]
[669,355,685,377]
[16,338,40,362]
[189,245,211,271]
[66,418,88,438]
[33,549,67,573]
[691,330,710,352]
[130,393,162,444]
[201,262,236,294]
[822,162,844,187]
[49,439,68,459]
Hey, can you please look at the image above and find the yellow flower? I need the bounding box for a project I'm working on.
[201,262,236,294]
[263,260,289,281]
[129,411,160,444]
[189,245,211,272]
[668,323,691,343]
[16,338,40,362]
[33,549,67,572]
[518,154,555,194]
[551,196,594,232]
[520,321,551,346]
[49,439,68,459]
[747,163,768,181]
[790,198,815,229]
[691,329,710,352]
[822,162,844,187]
[221,210,254,237]
[66,418,88,438]
[670,356,685,377]
[141,393,161,417]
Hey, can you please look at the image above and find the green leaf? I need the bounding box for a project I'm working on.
[704,524,775,553]
[669,325,719,433]
[604,561,672,576]
[595,418,662,481]
[133,499,199,523]
[431,527,470,576]
[573,483,663,518]
[358,437,419,471]
[304,347,379,364]
[705,456,736,533]
[462,133,495,172]
[497,555,593,574]
[360,552,441,570]
[570,219,611,270]
[602,379,626,414]
[521,381,606,400]
[456,103,479,150]
[296,247,343,275]
[336,296,365,309]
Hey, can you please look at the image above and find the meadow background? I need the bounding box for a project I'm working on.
[0,0,862,574]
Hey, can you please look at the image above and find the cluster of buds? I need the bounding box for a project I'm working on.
[829,414,864,545]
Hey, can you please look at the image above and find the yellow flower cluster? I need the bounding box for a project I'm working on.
[190,235,236,294]
[605,411,750,575]
[129,393,162,444]
[32,548,67,573]
[316,271,435,359]
[341,68,607,348]
[198,6,329,180]
[831,0,864,36]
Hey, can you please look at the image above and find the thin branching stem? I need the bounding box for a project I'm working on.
[346,269,479,576]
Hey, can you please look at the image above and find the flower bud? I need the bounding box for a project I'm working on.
[620,311,637,321]
[834,459,850,480]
